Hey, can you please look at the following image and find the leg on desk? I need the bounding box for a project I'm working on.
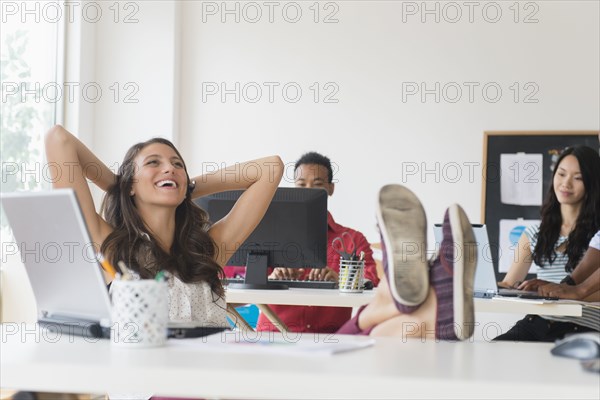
[367,285,437,339]
[338,276,436,339]
[339,186,477,341]
[357,274,403,330]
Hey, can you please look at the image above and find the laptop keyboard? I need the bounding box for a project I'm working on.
[225,277,338,289]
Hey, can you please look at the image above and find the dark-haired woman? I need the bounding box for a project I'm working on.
[496,145,600,341]
[45,125,283,326]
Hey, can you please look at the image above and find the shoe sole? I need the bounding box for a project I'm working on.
[448,204,477,340]
[376,184,428,306]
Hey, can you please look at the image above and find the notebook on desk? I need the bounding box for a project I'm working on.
[0,189,228,338]
[433,223,553,300]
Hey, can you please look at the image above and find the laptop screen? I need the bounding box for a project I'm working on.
[1,189,112,324]
[433,223,498,298]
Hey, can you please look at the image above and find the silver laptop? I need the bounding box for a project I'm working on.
[1,189,228,338]
[1,189,112,334]
[433,223,498,298]
[433,223,551,299]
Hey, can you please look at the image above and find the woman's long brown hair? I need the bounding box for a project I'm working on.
[100,138,224,297]
[534,145,600,272]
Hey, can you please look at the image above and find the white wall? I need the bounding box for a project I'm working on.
[70,0,598,243]
[63,1,181,171]
[93,1,180,151]
[176,0,599,242]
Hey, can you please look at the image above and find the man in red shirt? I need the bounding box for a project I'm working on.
[257,152,379,333]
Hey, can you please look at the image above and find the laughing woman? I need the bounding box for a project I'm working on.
[45,125,283,326]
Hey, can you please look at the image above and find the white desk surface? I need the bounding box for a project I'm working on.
[226,288,583,316]
[226,287,376,307]
[2,326,598,399]
[475,297,583,316]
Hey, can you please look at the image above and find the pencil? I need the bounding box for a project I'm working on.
[97,254,117,278]
[117,261,131,280]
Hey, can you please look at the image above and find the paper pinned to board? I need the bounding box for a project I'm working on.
[500,153,543,206]
[499,219,541,273]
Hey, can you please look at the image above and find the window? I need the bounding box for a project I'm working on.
[1,3,62,232]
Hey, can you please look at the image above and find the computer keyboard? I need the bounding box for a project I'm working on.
[225,277,338,289]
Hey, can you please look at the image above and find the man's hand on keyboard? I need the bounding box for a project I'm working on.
[269,268,305,280]
[308,267,338,282]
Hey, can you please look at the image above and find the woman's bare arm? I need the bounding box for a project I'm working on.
[205,156,284,266]
[570,246,600,285]
[44,125,114,246]
[499,233,534,288]
[189,158,283,199]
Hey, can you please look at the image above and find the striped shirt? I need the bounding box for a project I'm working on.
[590,231,600,250]
[526,225,599,331]
[524,225,569,283]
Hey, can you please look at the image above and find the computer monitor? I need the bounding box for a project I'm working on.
[195,187,328,290]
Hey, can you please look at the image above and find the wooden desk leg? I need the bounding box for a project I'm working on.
[226,304,254,332]
[257,304,289,334]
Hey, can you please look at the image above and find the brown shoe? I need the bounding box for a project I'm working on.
[432,204,477,340]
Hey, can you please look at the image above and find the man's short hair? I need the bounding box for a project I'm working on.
[294,152,333,183]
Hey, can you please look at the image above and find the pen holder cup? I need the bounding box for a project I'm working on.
[110,279,169,348]
[338,259,365,293]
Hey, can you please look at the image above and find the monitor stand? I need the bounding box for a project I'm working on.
[227,253,288,290]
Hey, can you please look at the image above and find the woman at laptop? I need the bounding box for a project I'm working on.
[45,125,283,326]
[495,146,600,341]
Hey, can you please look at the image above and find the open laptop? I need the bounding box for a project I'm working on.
[1,189,228,338]
[433,223,554,300]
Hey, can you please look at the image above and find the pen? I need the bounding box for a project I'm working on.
[155,270,165,281]
[155,270,172,282]
[97,254,117,279]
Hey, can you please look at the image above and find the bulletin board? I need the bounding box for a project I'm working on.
[481,131,599,279]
